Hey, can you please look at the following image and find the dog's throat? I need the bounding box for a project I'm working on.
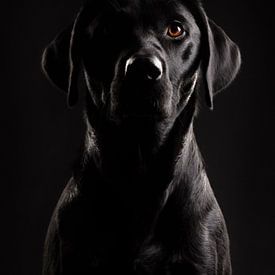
[84,91,197,182]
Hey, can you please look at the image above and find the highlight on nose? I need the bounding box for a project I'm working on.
[125,55,163,81]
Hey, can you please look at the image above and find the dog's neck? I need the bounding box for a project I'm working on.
[78,93,208,247]
[82,92,201,188]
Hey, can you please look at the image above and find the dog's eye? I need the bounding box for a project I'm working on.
[167,22,186,38]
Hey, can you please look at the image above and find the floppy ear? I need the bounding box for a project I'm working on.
[200,16,241,109]
[41,26,71,93]
[41,7,87,107]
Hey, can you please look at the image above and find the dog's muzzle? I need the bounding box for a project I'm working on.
[110,53,172,120]
[125,54,163,82]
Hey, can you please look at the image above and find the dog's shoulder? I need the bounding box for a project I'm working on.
[43,178,81,273]
[51,178,86,239]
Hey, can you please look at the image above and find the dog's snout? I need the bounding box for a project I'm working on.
[125,55,163,81]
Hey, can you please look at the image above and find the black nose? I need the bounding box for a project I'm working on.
[125,55,163,81]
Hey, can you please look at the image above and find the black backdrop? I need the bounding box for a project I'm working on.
[1,0,275,274]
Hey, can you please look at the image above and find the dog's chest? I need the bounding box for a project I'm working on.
[57,186,182,274]
[59,207,164,273]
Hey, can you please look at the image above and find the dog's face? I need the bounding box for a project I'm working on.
[81,0,201,120]
[42,0,241,123]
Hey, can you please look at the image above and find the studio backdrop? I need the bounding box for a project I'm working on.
[1,0,275,274]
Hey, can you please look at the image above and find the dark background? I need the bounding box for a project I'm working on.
[1,0,274,274]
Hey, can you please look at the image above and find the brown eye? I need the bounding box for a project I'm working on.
[167,22,186,38]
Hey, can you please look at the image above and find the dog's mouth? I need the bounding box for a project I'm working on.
[109,76,173,121]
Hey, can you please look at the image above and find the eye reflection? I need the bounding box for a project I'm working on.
[167,21,186,38]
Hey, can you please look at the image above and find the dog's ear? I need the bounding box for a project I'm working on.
[42,7,88,107]
[199,14,241,109]
[41,26,71,94]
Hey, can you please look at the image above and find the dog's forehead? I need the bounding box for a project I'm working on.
[94,0,198,23]
[130,0,193,19]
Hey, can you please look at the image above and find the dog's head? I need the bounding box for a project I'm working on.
[42,0,241,122]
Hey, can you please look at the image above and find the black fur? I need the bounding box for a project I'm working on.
[42,0,241,274]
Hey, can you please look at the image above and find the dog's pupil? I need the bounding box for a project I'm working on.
[172,26,180,33]
[169,23,182,36]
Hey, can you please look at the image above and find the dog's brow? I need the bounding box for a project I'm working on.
[162,0,188,15]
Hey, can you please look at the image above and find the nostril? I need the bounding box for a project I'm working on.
[125,55,163,81]
[147,56,163,80]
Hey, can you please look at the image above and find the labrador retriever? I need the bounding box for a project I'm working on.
[42,0,241,274]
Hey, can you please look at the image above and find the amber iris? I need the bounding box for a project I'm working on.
[167,22,185,38]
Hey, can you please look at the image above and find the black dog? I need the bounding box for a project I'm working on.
[42,0,241,274]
